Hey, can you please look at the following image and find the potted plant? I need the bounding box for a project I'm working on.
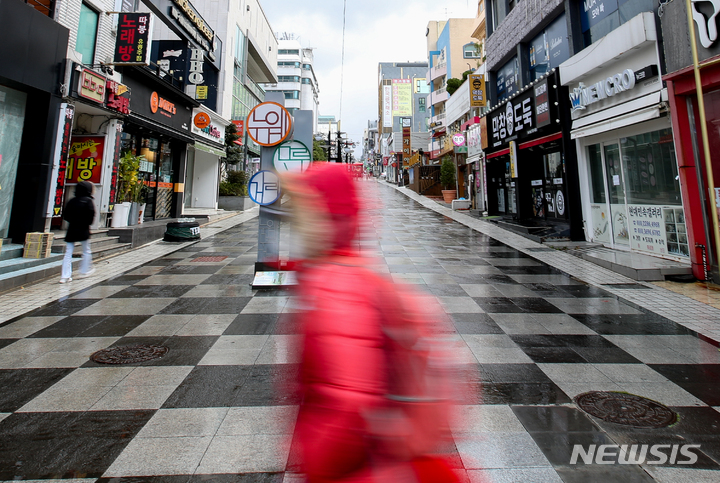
[218,169,255,211]
[440,156,457,203]
[112,151,144,228]
[129,180,148,225]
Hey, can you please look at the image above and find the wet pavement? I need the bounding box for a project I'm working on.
[0,180,720,482]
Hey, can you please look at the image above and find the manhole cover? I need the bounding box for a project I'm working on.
[90,344,169,364]
[192,256,228,262]
[575,391,676,428]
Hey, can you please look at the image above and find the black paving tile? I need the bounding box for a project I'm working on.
[522,347,590,364]
[0,368,74,412]
[478,363,553,383]
[512,297,565,314]
[512,406,601,433]
[201,274,254,285]
[528,431,618,466]
[571,314,693,336]
[163,365,253,408]
[510,334,618,349]
[224,313,280,335]
[572,347,641,364]
[100,274,153,284]
[233,364,301,406]
[29,315,152,338]
[26,298,100,317]
[159,297,252,314]
[473,297,524,313]
[96,477,192,483]
[0,410,153,480]
[479,382,571,405]
[0,338,17,350]
[159,264,227,275]
[497,265,562,275]
[190,474,284,483]
[109,285,196,298]
[557,284,617,298]
[649,364,720,384]
[521,282,573,298]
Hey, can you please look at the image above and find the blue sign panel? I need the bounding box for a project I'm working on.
[580,0,618,32]
[248,170,280,205]
[546,14,569,69]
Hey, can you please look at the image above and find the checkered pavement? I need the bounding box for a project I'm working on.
[0,181,719,482]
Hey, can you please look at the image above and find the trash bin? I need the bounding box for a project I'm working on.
[111,202,131,228]
[164,219,201,242]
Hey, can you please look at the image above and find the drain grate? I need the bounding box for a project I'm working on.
[90,344,169,364]
[575,391,676,428]
[192,256,228,262]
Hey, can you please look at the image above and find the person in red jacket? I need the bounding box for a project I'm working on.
[284,163,461,483]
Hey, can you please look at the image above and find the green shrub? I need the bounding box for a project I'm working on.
[440,156,456,190]
[219,170,249,196]
[226,170,248,185]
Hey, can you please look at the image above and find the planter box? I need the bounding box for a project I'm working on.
[452,199,471,211]
[218,196,256,211]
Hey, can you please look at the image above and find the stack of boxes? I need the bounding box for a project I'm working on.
[23,232,54,259]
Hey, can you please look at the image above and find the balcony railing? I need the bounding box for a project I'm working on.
[25,0,54,17]
[430,62,447,81]
[428,87,448,106]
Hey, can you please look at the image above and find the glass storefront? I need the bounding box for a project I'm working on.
[586,127,686,257]
[0,85,27,238]
[120,132,179,220]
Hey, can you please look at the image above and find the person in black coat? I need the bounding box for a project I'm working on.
[60,181,96,283]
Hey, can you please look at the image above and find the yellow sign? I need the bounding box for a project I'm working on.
[392,79,412,117]
[196,85,208,100]
[469,74,486,107]
[509,140,518,178]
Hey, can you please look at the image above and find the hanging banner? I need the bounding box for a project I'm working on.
[392,79,412,117]
[113,12,153,65]
[67,136,105,183]
[509,140,519,178]
[108,123,122,212]
[382,85,392,128]
[469,74,486,107]
[51,104,75,217]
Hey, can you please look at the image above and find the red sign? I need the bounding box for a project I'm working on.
[114,13,151,64]
[53,105,75,217]
[232,120,244,137]
[108,124,122,211]
[105,80,130,114]
[67,136,104,183]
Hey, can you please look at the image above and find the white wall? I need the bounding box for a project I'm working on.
[191,150,219,209]
[57,0,117,64]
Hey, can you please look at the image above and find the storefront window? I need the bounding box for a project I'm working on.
[588,144,606,203]
[621,129,680,205]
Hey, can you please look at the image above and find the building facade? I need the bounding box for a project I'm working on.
[263,35,319,133]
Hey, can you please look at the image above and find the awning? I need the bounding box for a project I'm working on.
[570,91,664,139]
[194,141,226,157]
[128,113,195,144]
[432,128,446,138]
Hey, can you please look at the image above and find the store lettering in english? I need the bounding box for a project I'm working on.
[569,68,636,111]
[172,0,213,42]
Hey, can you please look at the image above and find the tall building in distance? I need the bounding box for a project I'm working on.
[263,33,320,133]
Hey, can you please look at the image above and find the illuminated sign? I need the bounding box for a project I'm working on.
[78,69,106,104]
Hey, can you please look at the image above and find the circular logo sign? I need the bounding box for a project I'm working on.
[452,134,465,147]
[248,170,281,205]
[272,141,312,173]
[246,102,293,147]
[150,92,159,114]
[472,78,483,89]
[556,190,566,216]
[506,102,514,135]
[194,112,211,129]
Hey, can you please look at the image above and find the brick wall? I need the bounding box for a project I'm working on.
[56,0,117,65]
[486,0,564,71]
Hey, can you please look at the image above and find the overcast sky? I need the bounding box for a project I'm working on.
[259,0,476,157]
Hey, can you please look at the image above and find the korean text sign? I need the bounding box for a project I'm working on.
[114,13,152,64]
[67,136,104,183]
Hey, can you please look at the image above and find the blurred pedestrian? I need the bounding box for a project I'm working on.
[60,181,95,283]
[284,164,460,483]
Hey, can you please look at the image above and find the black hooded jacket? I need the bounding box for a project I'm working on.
[63,181,95,242]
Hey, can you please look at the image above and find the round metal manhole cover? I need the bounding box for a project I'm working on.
[575,391,677,428]
[90,344,169,364]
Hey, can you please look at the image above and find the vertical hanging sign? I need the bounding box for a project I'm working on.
[509,140,519,178]
[113,12,153,65]
[108,123,122,212]
[401,117,411,166]
[52,105,75,217]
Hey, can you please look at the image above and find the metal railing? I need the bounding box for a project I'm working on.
[25,0,55,17]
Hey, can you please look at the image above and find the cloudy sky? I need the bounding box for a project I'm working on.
[259,0,476,157]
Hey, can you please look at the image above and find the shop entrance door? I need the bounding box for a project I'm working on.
[604,143,630,246]
[544,152,566,220]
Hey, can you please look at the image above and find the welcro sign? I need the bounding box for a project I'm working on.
[569,65,659,112]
